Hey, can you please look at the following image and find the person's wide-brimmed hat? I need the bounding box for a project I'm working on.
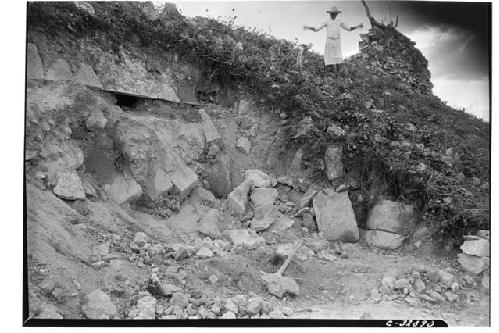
[326,6,342,14]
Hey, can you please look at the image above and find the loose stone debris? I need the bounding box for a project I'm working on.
[24,1,490,325]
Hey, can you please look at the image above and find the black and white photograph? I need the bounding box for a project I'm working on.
[9,0,498,328]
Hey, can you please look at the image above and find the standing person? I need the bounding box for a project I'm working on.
[304,6,363,74]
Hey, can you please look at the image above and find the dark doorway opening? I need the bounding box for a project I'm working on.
[115,93,140,108]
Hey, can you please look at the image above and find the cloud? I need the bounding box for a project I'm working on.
[406,26,473,52]
[432,76,490,121]
[404,25,488,82]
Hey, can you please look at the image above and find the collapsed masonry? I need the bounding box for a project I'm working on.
[25,1,489,320]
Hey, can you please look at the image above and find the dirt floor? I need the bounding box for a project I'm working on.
[26,182,490,325]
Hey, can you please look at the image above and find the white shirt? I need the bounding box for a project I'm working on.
[317,19,350,39]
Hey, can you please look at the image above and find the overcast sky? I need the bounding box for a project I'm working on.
[168,0,491,121]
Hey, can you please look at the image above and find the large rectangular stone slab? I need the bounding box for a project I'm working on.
[366,200,414,234]
[313,191,359,242]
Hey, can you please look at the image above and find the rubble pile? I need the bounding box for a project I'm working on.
[373,267,477,306]
[356,25,433,95]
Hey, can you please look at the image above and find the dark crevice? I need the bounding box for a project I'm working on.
[115,93,140,108]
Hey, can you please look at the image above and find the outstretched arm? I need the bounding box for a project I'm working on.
[341,22,364,31]
[303,22,327,32]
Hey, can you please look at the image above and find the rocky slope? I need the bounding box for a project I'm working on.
[24,2,489,323]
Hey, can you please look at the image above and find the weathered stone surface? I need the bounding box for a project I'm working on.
[197,209,223,239]
[457,253,490,274]
[414,279,426,293]
[300,188,317,208]
[170,167,198,197]
[208,153,232,197]
[45,58,73,81]
[226,229,265,249]
[114,117,199,199]
[365,230,404,249]
[366,200,414,234]
[73,1,96,16]
[36,304,63,319]
[313,191,359,242]
[27,43,44,80]
[171,292,189,307]
[160,2,180,17]
[129,295,156,319]
[114,119,174,192]
[293,116,318,139]
[85,108,107,130]
[237,115,254,130]
[250,205,280,231]
[237,100,251,115]
[394,279,410,289]
[291,148,303,171]
[226,179,253,215]
[324,145,344,180]
[100,52,180,102]
[82,289,117,319]
[52,171,86,200]
[133,232,148,247]
[381,276,395,290]
[269,215,294,231]
[276,243,296,257]
[304,238,329,253]
[221,312,236,319]
[37,309,63,319]
[277,176,295,188]
[269,310,285,319]
[460,239,489,257]
[191,187,218,206]
[236,137,251,154]
[246,297,263,315]
[39,139,85,186]
[481,271,490,289]
[224,299,239,314]
[160,283,182,297]
[431,269,455,288]
[244,169,275,188]
[251,188,278,207]
[426,290,446,303]
[301,212,316,230]
[138,1,159,20]
[261,273,300,298]
[196,247,214,258]
[199,109,221,143]
[103,171,143,205]
[476,230,490,240]
[145,166,174,200]
[75,64,103,89]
